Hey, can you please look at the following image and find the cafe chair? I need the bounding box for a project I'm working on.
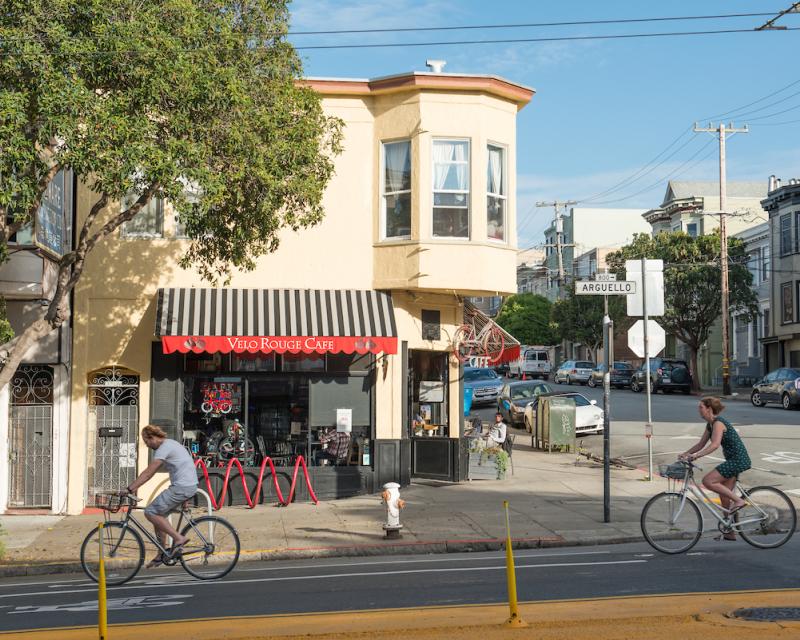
[346,438,360,466]
[502,434,515,475]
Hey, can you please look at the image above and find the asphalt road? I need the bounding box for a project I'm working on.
[2,538,799,633]
[472,378,800,491]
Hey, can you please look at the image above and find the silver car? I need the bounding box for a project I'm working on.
[553,360,595,385]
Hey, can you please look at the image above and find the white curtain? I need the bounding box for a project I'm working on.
[384,142,410,193]
[488,147,503,195]
[433,141,468,191]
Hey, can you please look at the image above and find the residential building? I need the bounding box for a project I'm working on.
[61,66,533,514]
[731,222,770,384]
[761,176,800,371]
[0,170,74,514]
[542,207,649,301]
[516,248,547,296]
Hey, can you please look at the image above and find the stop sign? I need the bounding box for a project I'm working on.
[627,320,665,358]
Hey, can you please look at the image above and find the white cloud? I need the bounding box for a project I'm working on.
[448,40,601,78]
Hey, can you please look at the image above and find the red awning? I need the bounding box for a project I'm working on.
[162,335,397,355]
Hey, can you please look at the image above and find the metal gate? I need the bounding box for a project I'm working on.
[87,367,139,498]
[9,365,54,508]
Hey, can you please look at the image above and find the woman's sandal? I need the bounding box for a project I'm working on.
[168,541,186,558]
[714,533,737,541]
[146,552,167,569]
[727,502,747,516]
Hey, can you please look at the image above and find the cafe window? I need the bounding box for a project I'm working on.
[487,144,506,242]
[282,352,325,372]
[409,350,449,438]
[382,140,412,239]
[121,195,164,238]
[432,139,470,239]
[232,352,276,372]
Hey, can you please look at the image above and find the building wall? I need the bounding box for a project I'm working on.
[66,77,530,512]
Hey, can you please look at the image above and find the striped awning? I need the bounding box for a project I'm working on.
[155,288,398,355]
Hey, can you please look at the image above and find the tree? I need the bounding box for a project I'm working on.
[495,293,557,346]
[551,291,627,361]
[606,231,758,391]
[0,0,342,389]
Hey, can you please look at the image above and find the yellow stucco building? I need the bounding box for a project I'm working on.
[64,68,533,514]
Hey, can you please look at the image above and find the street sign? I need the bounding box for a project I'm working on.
[625,259,665,316]
[627,320,666,358]
[575,280,636,295]
[595,273,617,282]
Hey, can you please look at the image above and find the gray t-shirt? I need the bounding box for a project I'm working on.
[154,439,198,487]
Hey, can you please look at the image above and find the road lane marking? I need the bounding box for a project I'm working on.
[10,594,191,614]
[233,550,614,573]
[0,560,648,601]
[762,451,800,464]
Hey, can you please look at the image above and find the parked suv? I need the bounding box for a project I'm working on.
[630,358,692,394]
[553,360,595,385]
[751,368,800,410]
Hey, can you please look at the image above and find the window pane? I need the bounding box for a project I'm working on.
[488,196,505,240]
[433,207,469,238]
[384,192,411,238]
[434,192,468,207]
[121,197,163,237]
[781,214,792,255]
[384,141,411,193]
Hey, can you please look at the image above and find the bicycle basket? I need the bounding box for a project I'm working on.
[90,492,124,513]
[658,463,688,479]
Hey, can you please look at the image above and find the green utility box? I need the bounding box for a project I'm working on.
[533,395,576,453]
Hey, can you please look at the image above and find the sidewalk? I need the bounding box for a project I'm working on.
[1,442,667,576]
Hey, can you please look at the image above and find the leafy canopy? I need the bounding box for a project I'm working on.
[551,290,627,354]
[495,294,557,346]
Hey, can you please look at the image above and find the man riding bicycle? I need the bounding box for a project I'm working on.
[124,425,198,567]
[679,396,751,540]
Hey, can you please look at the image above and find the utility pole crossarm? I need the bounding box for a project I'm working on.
[755,2,800,30]
[535,200,577,300]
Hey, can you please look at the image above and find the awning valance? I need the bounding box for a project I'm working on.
[156,288,398,355]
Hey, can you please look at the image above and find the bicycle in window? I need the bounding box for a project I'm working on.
[80,492,240,585]
[640,460,796,554]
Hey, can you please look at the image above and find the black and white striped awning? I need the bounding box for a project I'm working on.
[155,288,398,355]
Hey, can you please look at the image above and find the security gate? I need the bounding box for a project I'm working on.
[9,365,54,508]
[87,368,139,498]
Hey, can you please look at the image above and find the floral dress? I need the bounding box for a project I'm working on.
[706,415,751,478]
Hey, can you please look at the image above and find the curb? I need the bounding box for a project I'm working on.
[0,533,648,579]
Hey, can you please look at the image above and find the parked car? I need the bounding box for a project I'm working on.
[493,362,510,377]
[463,367,504,406]
[553,360,595,385]
[497,380,553,425]
[508,346,551,380]
[751,368,800,410]
[630,357,692,394]
[523,391,604,435]
[587,362,635,389]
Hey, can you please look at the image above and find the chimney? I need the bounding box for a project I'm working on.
[768,175,777,193]
[425,59,447,73]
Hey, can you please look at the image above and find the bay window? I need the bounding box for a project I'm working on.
[382,140,411,239]
[487,144,506,241]
[432,139,469,238]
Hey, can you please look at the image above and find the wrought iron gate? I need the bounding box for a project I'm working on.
[9,365,54,508]
[87,368,139,497]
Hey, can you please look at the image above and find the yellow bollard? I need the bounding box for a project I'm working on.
[502,500,529,628]
[98,523,108,640]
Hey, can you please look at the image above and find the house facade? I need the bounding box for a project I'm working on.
[60,68,533,514]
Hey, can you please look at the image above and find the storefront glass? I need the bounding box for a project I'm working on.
[408,350,449,438]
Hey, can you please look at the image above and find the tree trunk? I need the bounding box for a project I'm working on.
[0,318,55,389]
[689,346,701,393]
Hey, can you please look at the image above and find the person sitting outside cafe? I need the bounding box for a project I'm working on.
[475,413,507,449]
[316,427,351,465]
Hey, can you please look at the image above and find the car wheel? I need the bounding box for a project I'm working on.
[524,415,532,433]
[587,377,596,388]
[631,379,641,393]
[650,380,656,394]
[751,391,765,407]
[782,393,793,410]
[566,375,572,385]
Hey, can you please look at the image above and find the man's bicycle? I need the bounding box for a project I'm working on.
[80,492,240,585]
[640,460,797,554]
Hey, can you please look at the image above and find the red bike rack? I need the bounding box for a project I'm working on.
[194,455,319,509]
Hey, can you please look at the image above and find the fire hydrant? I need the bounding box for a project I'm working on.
[381,482,405,539]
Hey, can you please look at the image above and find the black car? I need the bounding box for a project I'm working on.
[751,368,800,410]
[587,362,635,389]
[630,358,692,394]
[497,380,553,425]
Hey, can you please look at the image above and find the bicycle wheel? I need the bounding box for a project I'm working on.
[482,326,506,364]
[179,515,240,580]
[736,486,797,549]
[80,522,144,586]
[641,492,702,554]
[452,324,476,363]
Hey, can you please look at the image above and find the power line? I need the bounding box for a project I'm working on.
[288,12,779,36]
[697,77,800,121]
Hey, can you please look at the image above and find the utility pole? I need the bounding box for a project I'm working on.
[693,122,748,396]
[536,200,576,299]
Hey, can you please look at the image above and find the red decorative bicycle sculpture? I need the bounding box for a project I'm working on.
[452,310,506,365]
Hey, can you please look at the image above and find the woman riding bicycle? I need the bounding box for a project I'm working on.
[679,396,751,539]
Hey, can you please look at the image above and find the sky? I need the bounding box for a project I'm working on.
[287,1,800,249]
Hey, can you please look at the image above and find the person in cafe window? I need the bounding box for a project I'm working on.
[316,427,351,465]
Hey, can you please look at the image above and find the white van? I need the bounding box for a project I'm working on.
[509,346,551,380]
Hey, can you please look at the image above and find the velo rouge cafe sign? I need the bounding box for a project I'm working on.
[161,335,398,355]
[575,280,636,295]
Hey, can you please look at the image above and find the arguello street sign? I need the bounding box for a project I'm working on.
[575,280,636,295]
